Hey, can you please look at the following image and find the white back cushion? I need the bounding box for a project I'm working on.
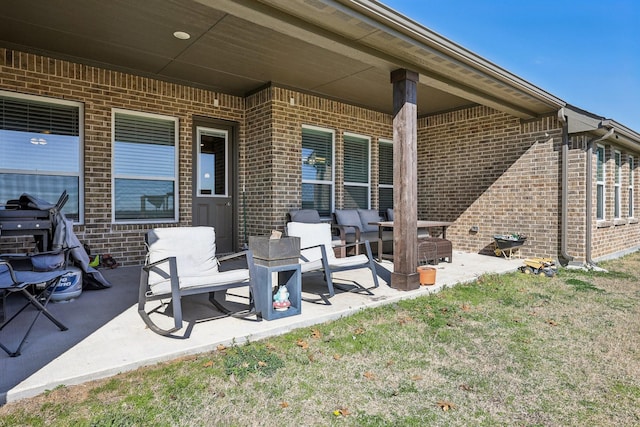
[146,227,219,285]
[286,222,335,263]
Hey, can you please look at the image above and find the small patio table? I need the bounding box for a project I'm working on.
[254,263,301,320]
[368,220,453,262]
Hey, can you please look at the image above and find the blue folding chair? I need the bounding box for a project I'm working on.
[0,253,71,357]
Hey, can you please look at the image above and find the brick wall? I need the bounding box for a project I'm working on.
[0,48,245,265]
[244,87,277,242]
[417,107,563,257]
[253,86,393,235]
[586,138,640,260]
[566,136,588,261]
[3,48,638,266]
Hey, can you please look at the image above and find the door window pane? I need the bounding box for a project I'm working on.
[198,129,227,196]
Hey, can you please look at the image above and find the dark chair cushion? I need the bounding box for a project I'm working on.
[30,252,66,272]
[386,208,394,221]
[357,209,383,233]
[289,209,321,223]
[334,209,362,235]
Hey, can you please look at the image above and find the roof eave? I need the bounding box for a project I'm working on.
[562,106,640,150]
[342,0,566,110]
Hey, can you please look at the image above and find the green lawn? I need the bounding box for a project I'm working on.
[2,253,640,426]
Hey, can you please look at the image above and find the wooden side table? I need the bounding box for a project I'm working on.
[254,263,301,320]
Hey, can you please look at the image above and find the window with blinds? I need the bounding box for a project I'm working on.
[343,133,370,209]
[0,91,82,221]
[301,126,334,216]
[614,150,621,219]
[629,156,634,218]
[596,145,605,220]
[113,109,178,222]
[378,139,393,216]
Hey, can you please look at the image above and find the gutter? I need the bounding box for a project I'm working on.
[557,108,575,265]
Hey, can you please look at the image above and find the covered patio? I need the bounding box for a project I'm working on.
[1,252,521,404]
[3,0,619,406]
[0,0,565,272]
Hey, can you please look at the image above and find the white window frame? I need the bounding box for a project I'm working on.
[301,125,335,215]
[596,145,606,221]
[614,150,621,219]
[629,155,635,218]
[112,108,179,224]
[378,138,393,215]
[343,132,371,209]
[0,90,84,223]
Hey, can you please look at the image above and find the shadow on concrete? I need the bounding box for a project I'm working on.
[0,267,137,405]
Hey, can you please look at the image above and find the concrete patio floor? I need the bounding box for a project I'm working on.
[1,251,522,404]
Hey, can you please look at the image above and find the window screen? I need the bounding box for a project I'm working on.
[596,145,605,220]
[302,127,334,216]
[343,134,369,209]
[113,110,177,222]
[378,139,393,216]
[614,151,621,219]
[629,156,634,218]
[0,93,82,221]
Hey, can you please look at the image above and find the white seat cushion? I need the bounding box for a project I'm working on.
[287,222,371,271]
[299,259,323,273]
[328,254,369,269]
[149,268,250,296]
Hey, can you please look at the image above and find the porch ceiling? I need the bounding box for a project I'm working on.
[0,0,564,119]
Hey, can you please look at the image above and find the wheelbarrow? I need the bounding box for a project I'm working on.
[493,234,526,258]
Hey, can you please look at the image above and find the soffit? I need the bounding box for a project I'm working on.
[0,0,561,118]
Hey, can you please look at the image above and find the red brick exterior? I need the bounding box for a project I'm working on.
[417,109,563,257]
[1,48,639,265]
[0,49,245,264]
[585,139,640,260]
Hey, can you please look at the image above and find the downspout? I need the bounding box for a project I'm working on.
[558,108,575,264]
[585,127,616,265]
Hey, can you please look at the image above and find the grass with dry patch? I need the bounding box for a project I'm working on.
[2,254,640,426]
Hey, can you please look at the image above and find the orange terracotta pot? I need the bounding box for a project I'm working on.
[417,265,436,286]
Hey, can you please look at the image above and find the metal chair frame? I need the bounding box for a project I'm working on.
[0,258,70,357]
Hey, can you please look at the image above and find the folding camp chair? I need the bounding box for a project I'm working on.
[0,252,71,357]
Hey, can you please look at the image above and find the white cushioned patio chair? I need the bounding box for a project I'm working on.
[138,226,258,336]
[287,208,345,257]
[286,222,379,300]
